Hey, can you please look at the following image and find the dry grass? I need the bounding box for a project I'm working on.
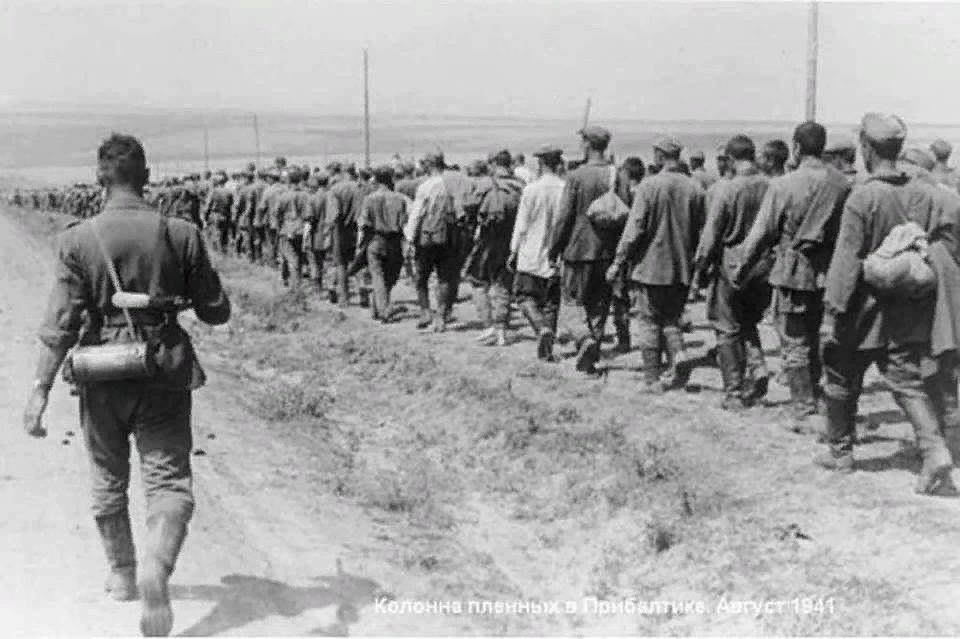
[17,207,957,635]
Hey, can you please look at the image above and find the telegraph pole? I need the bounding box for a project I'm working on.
[805,1,819,121]
[363,48,371,169]
[253,113,262,168]
[203,124,210,172]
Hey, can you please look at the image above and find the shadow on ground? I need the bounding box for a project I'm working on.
[172,571,384,637]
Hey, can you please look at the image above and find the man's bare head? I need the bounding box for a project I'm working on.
[97,133,149,190]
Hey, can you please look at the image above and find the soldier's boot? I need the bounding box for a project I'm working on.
[518,300,548,359]
[939,369,960,430]
[661,327,690,390]
[812,395,855,473]
[335,266,350,308]
[96,510,137,601]
[613,318,631,354]
[716,341,750,410]
[574,336,601,374]
[139,510,189,637]
[784,366,820,435]
[415,288,432,330]
[743,336,769,402]
[638,348,664,393]
[893,393,954,495]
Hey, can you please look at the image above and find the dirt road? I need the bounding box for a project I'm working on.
[2,205,960,636]
[0,208,467,636]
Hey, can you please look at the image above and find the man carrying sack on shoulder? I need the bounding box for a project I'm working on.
[23,133,231,636]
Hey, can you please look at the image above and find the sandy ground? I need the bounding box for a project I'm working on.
[0,208,467,636]
[2,205,960,636]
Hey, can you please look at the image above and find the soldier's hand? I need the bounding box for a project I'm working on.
[23,386,50,439]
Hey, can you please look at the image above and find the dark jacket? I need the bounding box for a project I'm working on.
[550,159,631,263]
[737,157,850,291]
[37,191,230,389]
[824,171,939,350]
[613,167,706,286]
[694,168,770,284]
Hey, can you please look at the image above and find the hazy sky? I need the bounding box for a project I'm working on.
[3,1,960,124]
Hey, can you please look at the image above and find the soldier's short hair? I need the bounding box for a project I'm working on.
[97,133,147,187]
[492,150,512,168]
[763,139,791,169]
[726,135,756,162]
[792,121,826,157]
[622,156,645,181]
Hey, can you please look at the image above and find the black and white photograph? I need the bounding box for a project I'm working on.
[2,0,960,636]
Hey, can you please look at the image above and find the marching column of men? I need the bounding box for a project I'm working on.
[11,113,960,497]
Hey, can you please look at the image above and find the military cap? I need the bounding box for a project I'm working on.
[824,139,857,155]
[900,147,936,171]
[423,150,445,167]
[930,139,953,160]
[533,144,564,158]
[579,125,611,147]
[860,112,907,145]
[373,164,394,181]
[653,135,683,156]
[326,161,342,173]
[689,149,705,161]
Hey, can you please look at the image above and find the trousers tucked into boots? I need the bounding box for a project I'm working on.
[96,509,137,601]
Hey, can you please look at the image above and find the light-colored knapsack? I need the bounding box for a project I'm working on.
[585,165,630,231]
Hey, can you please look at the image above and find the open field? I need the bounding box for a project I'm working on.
[6,108,960,185]
[2,204,960,635]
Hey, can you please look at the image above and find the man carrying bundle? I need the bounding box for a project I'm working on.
[817,113,953,494]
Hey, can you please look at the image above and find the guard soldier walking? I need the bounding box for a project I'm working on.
[23,134,231,636]
[817,113,953,493]
[607,136,705,391]
[736,122,850,433]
